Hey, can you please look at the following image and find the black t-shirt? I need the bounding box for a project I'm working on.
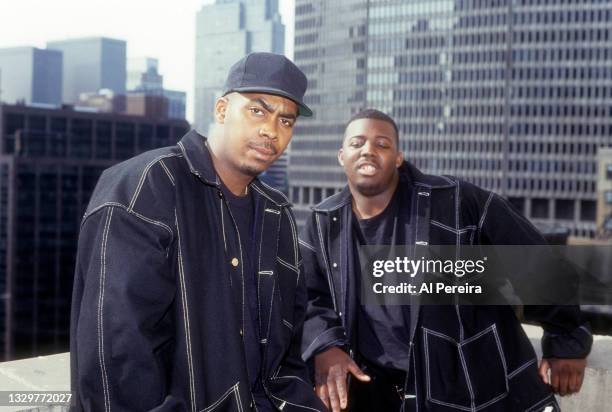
[353,186,412,372]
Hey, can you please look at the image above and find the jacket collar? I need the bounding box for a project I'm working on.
[312,161,455,212]
[177,129,290,207]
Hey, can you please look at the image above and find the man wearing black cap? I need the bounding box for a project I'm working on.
[70,53,326,412]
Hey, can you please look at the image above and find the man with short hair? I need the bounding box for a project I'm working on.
[299,109,591,411]
[71,52,326,412]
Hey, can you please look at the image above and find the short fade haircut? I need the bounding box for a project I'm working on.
[345,109,399,143]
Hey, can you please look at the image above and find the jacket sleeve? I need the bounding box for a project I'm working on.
[70,206,181,412]
[477,190,592,359]
[299,211,347,362]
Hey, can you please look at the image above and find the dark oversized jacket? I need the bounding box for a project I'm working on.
[299,161,592,411]
[70,130,326,412]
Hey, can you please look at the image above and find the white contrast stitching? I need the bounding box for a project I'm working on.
[277,257,299,274]
[128,153,181,211]
[507,358,537,379]
[491,325,509,392]
[175,210,196,412]
[269,393,323,412]
[98,207,113,412]
[430,219,476,234]
[258,179,290,204]
[201,382,240,412]
[158,159,176,186]
[478,192,495,230]
[83,201,173,237]
[525,395,557,412]
[284,208,299,269]
[315,213,337,311]
[457,346,475,411]
[298,239,317,252]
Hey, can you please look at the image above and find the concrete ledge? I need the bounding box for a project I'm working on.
[1,326,610,411]
[523,324,612,411]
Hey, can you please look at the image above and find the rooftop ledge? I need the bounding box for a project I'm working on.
[1,325,611,411]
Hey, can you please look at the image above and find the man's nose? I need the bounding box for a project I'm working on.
[360,140,375,155]
[259,119,279,140]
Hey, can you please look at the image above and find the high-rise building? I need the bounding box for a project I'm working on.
[0,47,62,105]
[0,103,189,361]
[126,57,187,120]
[596,148,612,237]
[47,37,126,105]
[194,0,285,135]
[291,0,612,237]
[127,57,163,92]
[163,89,187,120]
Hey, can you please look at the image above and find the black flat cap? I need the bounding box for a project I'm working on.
[223,52,312,117]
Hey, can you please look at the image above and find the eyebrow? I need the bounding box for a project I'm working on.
[349,134,393,140]
[251,98,297,120]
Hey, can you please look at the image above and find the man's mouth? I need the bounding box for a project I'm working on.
[357,162,378,176]
[249,143,277,160]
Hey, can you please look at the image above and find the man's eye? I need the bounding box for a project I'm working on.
[281,119,294,127]
[350,141,363,147]
[250,107,264,115]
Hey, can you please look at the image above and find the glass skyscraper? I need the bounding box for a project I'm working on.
[291,0,612,238]
[47,37,127,105]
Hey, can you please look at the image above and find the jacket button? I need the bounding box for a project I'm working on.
[332,262,338,268]
[218,190,224,199]
[231,257,239,267]
[332,217,337,222]
[240,329,243,336]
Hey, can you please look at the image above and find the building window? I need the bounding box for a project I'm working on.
[606,164,612,180]
[605,191,612,205]
[531,198,549,219]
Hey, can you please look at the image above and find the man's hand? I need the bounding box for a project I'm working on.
[538,358,586,396]
[314,347,371,412]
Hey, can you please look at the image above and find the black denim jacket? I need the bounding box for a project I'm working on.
[299,161,592,411]
[70,130,325,412]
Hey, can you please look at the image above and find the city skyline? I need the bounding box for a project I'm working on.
[291,0,612,238]
[0,0,296,123]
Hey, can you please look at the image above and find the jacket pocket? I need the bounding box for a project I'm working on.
[424,325,508,410]
[200,383,242,412]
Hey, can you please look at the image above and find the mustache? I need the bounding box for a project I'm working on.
[249,140,278,155]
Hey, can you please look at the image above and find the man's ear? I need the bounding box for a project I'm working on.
[214,96,229,124]
[396,150,404,168]
[338,148,344,167]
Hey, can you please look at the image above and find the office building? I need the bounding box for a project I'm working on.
[163,89,187,120]
[127,57,186,119]
[0,103,189,360]
[0,47,62,105]
[127,57,163,92]
[47,37,126,105]
[291,0,612,237]
[596,148,612,237]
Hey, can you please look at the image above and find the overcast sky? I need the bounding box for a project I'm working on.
[0,0,295,123]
